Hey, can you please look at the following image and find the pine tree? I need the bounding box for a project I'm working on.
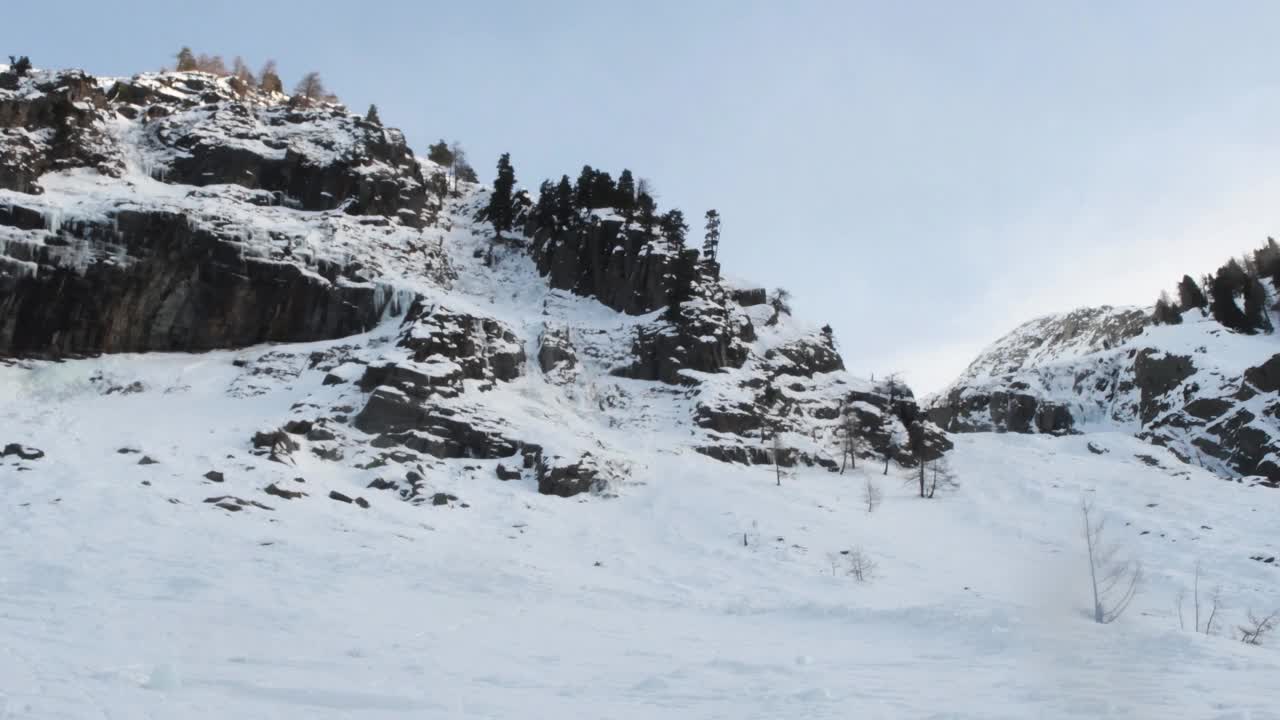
[702,209,721,265]
[1210,260,1250,332]
[1177,274,1207,311]
[8,56,31,77]
[554,175,574,228]
[665,249,698,323]
[176,47,197,72]
[533,180,557,230]
[574,165,596,210]
[636,192,657,235]
[660,209,688,250]
[1153,292,1181,325]
[1244,276,1272,333]
[486,152,517,238]
[427,140,454,167]
[615,169,636,219]
[258,60,283,94]
[365,104,381,125]
[590,171,616,210]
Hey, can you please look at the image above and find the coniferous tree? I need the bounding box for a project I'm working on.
[574,165,596,210]
[660,209,688,250]
[1177,275,1207,312]
[1244,276,1272,333]
[615,169,636,219]
[533,180,557,230]
[8,56,32,77]
[665,248,698,322]
[365,104,381,125]
[427,140,454,167]
[702,209,721,265]
[554,175,574,228]
[590,171,616,210]
[258,60,283,94]
[486,152,517,237]
[175,47,197,72]
[1210,260,1250,332]
[1153,292,1181,325]
[636,192,657,235]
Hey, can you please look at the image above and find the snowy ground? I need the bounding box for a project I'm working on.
[3,346,1280,718]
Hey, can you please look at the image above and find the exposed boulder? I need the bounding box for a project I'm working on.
[537,454,600,498]
[2,443,43,460]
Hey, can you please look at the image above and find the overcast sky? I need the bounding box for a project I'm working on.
[7,1,1279,393]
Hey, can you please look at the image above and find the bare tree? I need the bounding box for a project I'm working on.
[1082,498,1142,624]
[847,547,877,582]
[195,54,228,76]
[771,433,786,487]
[293,71,327,105]
[258,60,283,94]
[836,410,866,473]
[450,142,470,191]
[1238,610,1279,645]
[862,478,882,513]
[925,457,958,499]
[231,56,255,85]
[1179,561,1222,635]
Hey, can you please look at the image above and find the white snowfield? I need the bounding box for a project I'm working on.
[1,67,1278,718]
[3,343,1280,718]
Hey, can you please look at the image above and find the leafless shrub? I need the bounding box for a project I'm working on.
[863,478,882,513]
[847,547,877,582]
[1238,610,1279,645]
[1082,498,1142,624]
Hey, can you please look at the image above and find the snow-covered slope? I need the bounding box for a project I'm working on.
[3,63,1280,718]
[930,301,1280,483]
[5,360,1280,717]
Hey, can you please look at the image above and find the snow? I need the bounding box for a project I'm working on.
[4,66,1280,718]
[3,349,1280,718]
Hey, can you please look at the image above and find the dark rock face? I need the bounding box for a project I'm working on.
[0,68,432,359]
[1133,350,1195,424]
[2,443,44,460]
[537,325,577,374]
[531,220,673,316]
[0,206,396,357]
[0,69,120,193]
[537,455,599,497]
[616,276,754,384]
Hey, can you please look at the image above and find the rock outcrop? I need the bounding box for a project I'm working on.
[930,306,1280,482]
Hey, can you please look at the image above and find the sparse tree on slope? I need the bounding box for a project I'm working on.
[574,165,596,211]
[1177,274,1207,312]
[1210,260,1251,332]
[1153,292,1181,325]
[1244,276,1272,333]
[1082,498,1142,624]
[293,72,328,105]
[660,209,688,250]
[427,140,454,168]
[258,60,283,94]
[365,104,381,125]
[231,56,255,85]
[702,209,721,268]
[176,47,197,72]
[8,56,32,77]
[486,152,517,238]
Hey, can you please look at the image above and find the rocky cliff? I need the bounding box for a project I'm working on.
[929,304,1280,483]
[0,62,947,499]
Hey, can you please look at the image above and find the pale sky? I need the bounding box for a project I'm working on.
[7,1,1278,393]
